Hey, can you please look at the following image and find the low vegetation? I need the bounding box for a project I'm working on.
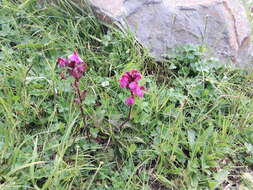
[1,1,253,189]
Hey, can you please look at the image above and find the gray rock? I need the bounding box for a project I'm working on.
[89,0,252,66]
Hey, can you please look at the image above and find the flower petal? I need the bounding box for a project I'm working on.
[120,75,129,88]
[68,68,82,79]
[140,86,145,90]
[133,86,144,98]
[130,69,142,81]
[57,58,68,67]
[129,81,138,90]
[68,51,84,64]
[125,96,135,105]
[76,64,85,72]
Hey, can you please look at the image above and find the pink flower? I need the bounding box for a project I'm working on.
[120,74,129,88]
[119,70,142,88]
[119,69,145,105]
[133,86,145,98]
[68,51,84,65]
[57,58,68,67]
[125,96,135,105]
[57,51,87,79]
[130,69,142,81]
[129,81,138,90]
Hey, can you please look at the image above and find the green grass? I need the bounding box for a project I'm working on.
[1,0,253,189]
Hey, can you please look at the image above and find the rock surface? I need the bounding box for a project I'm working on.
[89,0,252,66]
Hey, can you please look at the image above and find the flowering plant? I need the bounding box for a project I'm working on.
[119,69,145,105]
[119,69,145,129]
[57,51,87,80]
[57,51,89,139]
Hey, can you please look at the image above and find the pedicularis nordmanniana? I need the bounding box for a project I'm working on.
[119,69,145,105]
[119,69,145,128]
[57,51,90,139]
[57,51,87,80]
[57,52,146,133]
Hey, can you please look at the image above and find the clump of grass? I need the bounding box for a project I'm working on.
[1,1,253,189]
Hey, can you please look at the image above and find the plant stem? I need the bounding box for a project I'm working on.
[119,105,132,129]
[74,79,90,141]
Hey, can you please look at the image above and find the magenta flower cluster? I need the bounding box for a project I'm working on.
[56,52,146,132]
[119,69,145,105]
[57,51,87,80]
[57,51,145,107]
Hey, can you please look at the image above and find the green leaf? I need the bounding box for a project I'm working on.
[84,93,97,105]
[213,170,229,187]
[128,144,136,154]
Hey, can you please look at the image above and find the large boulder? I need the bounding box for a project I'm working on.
[89,0,252,66]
